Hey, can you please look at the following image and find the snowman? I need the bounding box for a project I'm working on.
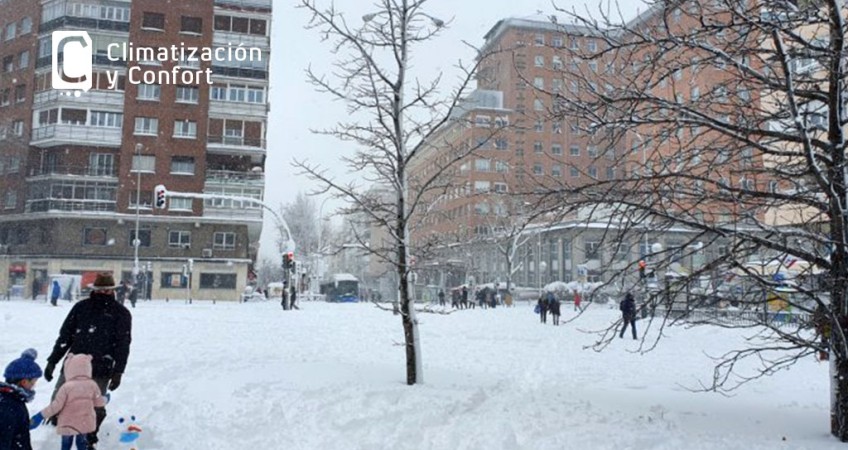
[118,416,143,450]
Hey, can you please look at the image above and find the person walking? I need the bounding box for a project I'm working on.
[0,349,43,450]
[438,289,445,307]
[30,354,106,450]
[127,284,138,309]
[573,291,582,311]
[44,273,132,450]
[50,280,61,307]
[619,292,638,339]
[461,285,469,310]
[550,296,561,325]
[537,294,548,324]
[115,281,127,305]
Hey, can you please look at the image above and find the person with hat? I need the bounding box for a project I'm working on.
[0,348,43,450]
[44,272,132,450]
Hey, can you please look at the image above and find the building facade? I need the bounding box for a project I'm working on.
[0,0,271,301]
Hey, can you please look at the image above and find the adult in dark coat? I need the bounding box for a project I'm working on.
[461,286,469,310]
[44,273,132,448]
[537,295,548,324]
[619,292,638,339]
[438,289,445,307]
[550,297,561,326]
[127,284,138,308]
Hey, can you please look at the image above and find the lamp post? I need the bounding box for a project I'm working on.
[132,143,143,279]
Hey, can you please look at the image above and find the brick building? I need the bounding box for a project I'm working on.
[0,0,271,301]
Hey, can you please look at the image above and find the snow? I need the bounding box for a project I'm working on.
[2,299,842,449]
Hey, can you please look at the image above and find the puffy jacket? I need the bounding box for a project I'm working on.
[0,383,33,450]
[47,292,132,378]
[41,354,106,436]
[620,294,636,318]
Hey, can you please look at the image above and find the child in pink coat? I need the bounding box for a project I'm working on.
[30,353,105,450]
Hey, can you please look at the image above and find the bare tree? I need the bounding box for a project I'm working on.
[294,0,487,385]
[533,0,848,438]
[278,192,321,256]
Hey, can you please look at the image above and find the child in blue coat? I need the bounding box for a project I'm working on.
[0,349,43,450]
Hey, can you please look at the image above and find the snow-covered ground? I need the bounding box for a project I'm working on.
[2,298,841,449]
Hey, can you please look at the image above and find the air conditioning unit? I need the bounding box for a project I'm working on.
[202,248,212,258]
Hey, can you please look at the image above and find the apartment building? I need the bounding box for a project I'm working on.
[0,0,271,301]
[410,7,765,287]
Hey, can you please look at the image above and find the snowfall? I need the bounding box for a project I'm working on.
[2,297,844,450]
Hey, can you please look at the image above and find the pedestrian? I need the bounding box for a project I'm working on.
[461,285,469,310]
[537,294,548,324]
[50,280,61,307]
[619,292,638,339]
[438,289,445,307]
[32,278,41,301]
[451,289,458,309]
[44,273,131,449]
[573,291,582,311]
[550,296,561,325]
[127,284,138,309]
[30,354,106,450]
[115,281,127,305]
[0,349,43,450]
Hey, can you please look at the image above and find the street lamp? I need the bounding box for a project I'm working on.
[132,143,143,279]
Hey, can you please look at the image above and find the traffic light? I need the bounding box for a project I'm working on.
[188,258,194,273]
[154,184,167,209]
[638,260,646,279]
[283,251,294,270]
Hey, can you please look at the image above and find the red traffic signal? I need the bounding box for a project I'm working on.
[283,252,294,269]
[154,184,167,209]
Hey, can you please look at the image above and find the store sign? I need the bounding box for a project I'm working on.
[9,263,26,273]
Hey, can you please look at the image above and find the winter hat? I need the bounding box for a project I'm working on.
[4,348,43,381]
[90,272,118,290]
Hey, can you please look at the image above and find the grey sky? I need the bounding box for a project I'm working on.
[258,0,644,261]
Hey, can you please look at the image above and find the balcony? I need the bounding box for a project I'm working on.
[211,65,268,80]
[31,125,122,148]
[40,16,130,34]
[206,135,266,158]
[212,32,270,50]
[209,99,267,118]
[27,165,117,181]
[34,90,124,110]
[26,199,116,213]
[203,205,263,221]
[205,170,265,187]
[214,0,272,11]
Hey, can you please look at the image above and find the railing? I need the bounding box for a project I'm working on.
[28,165,117,178]
[26,199,116,213]
[205,170,265,185]
[34,90,125,108]
[654,307,812,329]
[40,16,130,34]
[211,65,268,80]
[31,125,122,147]
[214,0,272,11]
[207,135,266,149]
[37,53,127,70]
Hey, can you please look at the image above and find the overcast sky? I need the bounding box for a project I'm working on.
[258,0,644,260]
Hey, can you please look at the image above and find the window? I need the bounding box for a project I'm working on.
[494,138,508,150]
[474,159,490,172]
[552,36,563,47]
[0,89,8,106]
[552,56,562,70]
[534,120,543,132]
[552,144,563,155]
[249,18,267,35]
[588,166,598,178]
[587,145,598,157]
[585,241,600,259]
[199,273,237,289]
[534,34,544,46]
[173,120,197,138]
[142,12,165,30]
[211,86,227,101]
[552,165,562,177]
[552,121,562,134]
[89,153,114,176]
[570,166,579,177]
[131,155,155,172]
[533,99,544,111]
[137,83,160,101]
[3,56,13,73]
[247,87,265,103]
[533,77,544,90]
[18,50,28,69]
[89,111,122,127]
[170,197,192,210]
[570,38,579,50]
[673,68,682,80]
[533,142,543,153]
[161,272,187,289]
[180,16,202,34]
[534,55,544,67]
[606,167,616,180]
[134,117,158,135]
[12,120,23,136]
[176,86,199,103]
[495,161,509,173]
[494,182,508,193]
[228,84,246,102]
[14,85,25,103]
[168,230,191,248]
[691,86,700,101]
[5,22,16,41]
[3,190,15,209]
[129,229,151,247]
[213,232,236,250]
[474,181,490,193]
[20,17,32,34]
[82,228,108,246]
[170,156,195,174]
[533,164,543,175]
[587,40,597,52]
[570,145,580,156]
